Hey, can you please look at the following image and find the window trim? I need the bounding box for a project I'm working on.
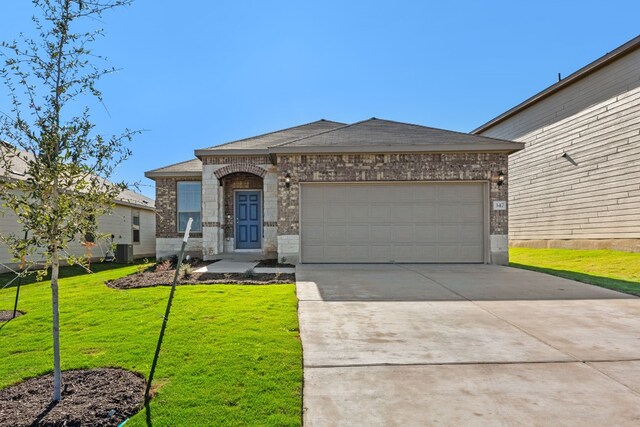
[177,181,202,233]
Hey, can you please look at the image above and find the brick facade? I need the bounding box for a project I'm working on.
[155,152,510,264]
[214,163,267,179]
[201,155,271,165]
[155,177,203,238]
[276,153,509,235]
[220,172,263,237]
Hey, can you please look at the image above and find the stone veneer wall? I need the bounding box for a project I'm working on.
[276,153,510,264]
[200,155,278,259]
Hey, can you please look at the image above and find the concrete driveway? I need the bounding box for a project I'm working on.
[297,264,640,426]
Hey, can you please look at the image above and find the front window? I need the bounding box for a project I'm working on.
[177,181,202,232]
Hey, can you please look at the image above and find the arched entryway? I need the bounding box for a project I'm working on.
[219,172,264,251]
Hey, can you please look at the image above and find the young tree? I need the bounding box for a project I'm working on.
[0,0,136,402]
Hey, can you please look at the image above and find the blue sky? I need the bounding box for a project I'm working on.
[1,0,638,198]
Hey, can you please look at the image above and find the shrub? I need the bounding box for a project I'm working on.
[155,259,172,273]
[179,263,193,279]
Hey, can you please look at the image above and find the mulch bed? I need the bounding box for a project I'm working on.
[106,270,295,289]
[0,310,24,322]
[0,368,145,427]
[256,259,295,268]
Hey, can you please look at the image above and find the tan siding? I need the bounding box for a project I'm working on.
[0,195,155,271]
[136,209,156,256]
[480,48,640,241]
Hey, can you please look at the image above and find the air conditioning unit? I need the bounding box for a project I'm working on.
[115,244,134,264]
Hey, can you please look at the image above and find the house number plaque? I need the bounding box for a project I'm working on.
[493,201,507,210]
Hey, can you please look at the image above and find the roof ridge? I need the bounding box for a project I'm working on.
[2,146,154,207]
[368,117,520,144]
[275,117,513,147]
[201,119,344,150]
[472,34,640,134]
[273,118,377,147]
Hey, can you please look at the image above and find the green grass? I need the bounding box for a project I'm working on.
[510,247,640,296]
[0,262,302,426]
[0,259,152,288]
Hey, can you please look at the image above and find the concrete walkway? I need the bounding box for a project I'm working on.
[193,259,258,273]
[297,264,640,426]
[194,259,295,274]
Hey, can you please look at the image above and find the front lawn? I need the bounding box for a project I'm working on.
[0,262,302,426]
[510,247,640,296]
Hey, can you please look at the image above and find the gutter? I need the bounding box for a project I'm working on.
[113,199,155,211]
[194,148,269,157]
[191,143,524,157]
[267,142,524,155]
[144,171,202,179]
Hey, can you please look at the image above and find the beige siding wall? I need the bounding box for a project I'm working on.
[134,208,156,257]
[0,200,155,272]
[479,49,640,242]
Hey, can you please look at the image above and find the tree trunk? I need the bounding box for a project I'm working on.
[51,249,62,402]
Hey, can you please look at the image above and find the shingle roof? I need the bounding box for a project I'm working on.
[1,144,155,210]
[199,119,346,151]
[115,188,155,209]
[146,117,523,177]
[144,158,202,178]
[275,118,518,149]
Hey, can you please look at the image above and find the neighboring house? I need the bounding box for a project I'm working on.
[145,118,523,265]
[474,35,640,252]
[0,146,156,272]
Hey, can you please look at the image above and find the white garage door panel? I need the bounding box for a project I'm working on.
[301,183,485,263]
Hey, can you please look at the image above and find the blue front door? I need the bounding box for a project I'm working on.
[235,191,261,249]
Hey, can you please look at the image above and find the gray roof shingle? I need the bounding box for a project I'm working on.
[200,119,346,151]
[146,117,523,176]
[276,118,518,148]
[1,144,155,209]
[144,158,202,178]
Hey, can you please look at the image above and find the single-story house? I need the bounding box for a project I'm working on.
[145,118,523,265]
[0,146,156,272]
[473,35,640,252]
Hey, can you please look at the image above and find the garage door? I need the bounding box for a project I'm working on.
[300,182,485,263]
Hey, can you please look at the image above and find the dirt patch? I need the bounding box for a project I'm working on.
[256,259,295,268]
[0,310,24,321]
[0,368,145,427]
[107,270,295,289]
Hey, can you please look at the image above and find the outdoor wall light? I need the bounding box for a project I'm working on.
[284,173,291,189]
[497,171,505,186]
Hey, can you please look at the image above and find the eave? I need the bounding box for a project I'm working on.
[194,148,270,157]
[473,34,640,134]
[268,142,525,155]
[144,171,202,180]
